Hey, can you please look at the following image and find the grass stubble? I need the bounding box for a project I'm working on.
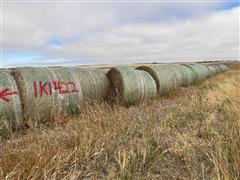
[0,62,239,179]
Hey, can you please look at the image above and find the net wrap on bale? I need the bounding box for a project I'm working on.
[162,64,185,87]
[137,65,180,95]
[0,71,22,137]
[69,68,110,103]
[182,64,209,81]
[107,67,157,106]
[217,64,228,72]
[12,67,83,123]
[178,65,195,85]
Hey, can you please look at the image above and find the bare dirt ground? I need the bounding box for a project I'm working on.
[0,62,239,179]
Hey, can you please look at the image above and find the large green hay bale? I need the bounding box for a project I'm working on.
[161,64,184,87]
[206,65,217,75]
[182,64,209,81]
[136,65,178,95]
[12,67,83,123]
[197,64,211,77]
[69,68,110,103]
[0,71,22,137]
[107,67,157,106]
[178,65,195,85]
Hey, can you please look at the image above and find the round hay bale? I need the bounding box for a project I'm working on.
[161,64,184,87]
[136,65,178,95]
[206,65,217,75]
[197,64,211,77]
[107,67,157,106]
[69,68,110,103]
[0,71,22,137]
[211,64,222,73]
[217,64,228,72]
[12,67,83,123]
[182,64,208,81]
[178,65,195,86]
[221,64,228,71]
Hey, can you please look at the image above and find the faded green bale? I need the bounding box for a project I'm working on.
[191,64,210,79]
[217,64,228,72]
[182,64,200,81]
[136,65,178,95]
[211,64,222,73]
[182,64,208,81]
[0,71,22,138]
[206,65,217,75]
[197,64,211,77]
[69,68,110,103]
[107,67,157,106]
[161,64,184,87]
[12,67,83,123]
[178,65,195,86]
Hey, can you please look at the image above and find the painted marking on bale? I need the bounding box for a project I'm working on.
[0,88,18,102]
[33,80,79,97]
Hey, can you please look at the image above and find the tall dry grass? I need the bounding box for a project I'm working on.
[0,62,239,179]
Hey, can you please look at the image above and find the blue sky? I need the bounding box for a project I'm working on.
[2,1,240,67]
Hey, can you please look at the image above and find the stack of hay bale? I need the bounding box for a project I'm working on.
[0,62,228,137]
[11,67,110,124]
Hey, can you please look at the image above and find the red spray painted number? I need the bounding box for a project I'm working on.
[0,88,18,102]
[33,81,79,97]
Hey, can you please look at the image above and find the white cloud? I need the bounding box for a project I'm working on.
[2,2,240,66]
[51,6,240,63]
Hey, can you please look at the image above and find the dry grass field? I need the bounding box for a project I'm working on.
[0,62,239,179]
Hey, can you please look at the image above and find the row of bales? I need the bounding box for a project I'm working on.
[0,63,228,137]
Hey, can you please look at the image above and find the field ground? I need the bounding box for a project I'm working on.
[0,62,239,179]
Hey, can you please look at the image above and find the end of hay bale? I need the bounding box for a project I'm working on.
[0,71,23,138]
[107,66,157,106]
[136,65,160,94]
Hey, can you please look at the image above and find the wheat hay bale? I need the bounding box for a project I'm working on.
[136,65,178,95]
[12,67,83,123]
[70,68,110,103]
[107,67,157,106]
[0,71,22,137]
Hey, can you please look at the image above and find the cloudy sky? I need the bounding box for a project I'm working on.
[1,1,240,67]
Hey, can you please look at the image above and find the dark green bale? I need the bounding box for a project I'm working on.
[69,68,110,103]
[107,67,157,106]
[136,65,179,95]
[12,67,83,123]
[0,71,22,137]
